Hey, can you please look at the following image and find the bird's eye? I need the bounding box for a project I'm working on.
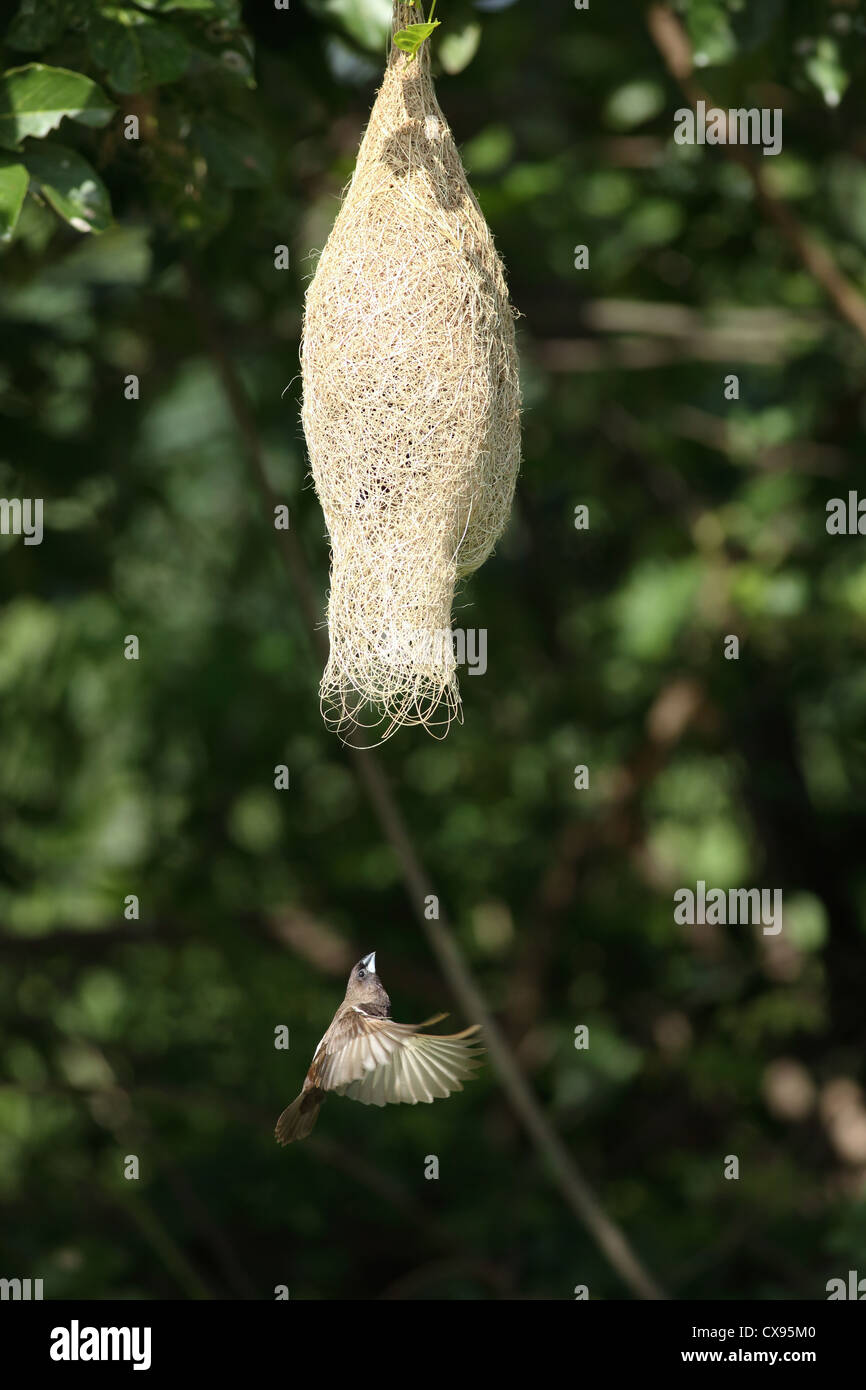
[357,968,366,979]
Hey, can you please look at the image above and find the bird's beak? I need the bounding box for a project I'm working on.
[361,951,377,974]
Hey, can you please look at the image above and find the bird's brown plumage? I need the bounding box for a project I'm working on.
[274,953,483,1144]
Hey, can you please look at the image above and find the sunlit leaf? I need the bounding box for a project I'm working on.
[804,37,849,109]
[603,80,666,131]
[310,0,393,51]
[439,21,481,75]
[23,140,112,233]
[685,0,737,68]
[0,64,115,149]
[393,21,441,61]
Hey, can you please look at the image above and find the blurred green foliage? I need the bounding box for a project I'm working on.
[1,0,866,1300]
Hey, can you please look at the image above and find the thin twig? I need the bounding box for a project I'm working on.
[184,264,668,1300]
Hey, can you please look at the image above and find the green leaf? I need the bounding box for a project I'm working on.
[0,156,29,242]
[87,8,192,93]
[685,0,737,69]
[23,140,112,233]
[603,80,666,131]
[462,124,514,176]
[393,21,441,61]
[804,37,849,110]
[192,115,275,188]
[314,0,393,51]
[0,65,115,150]
[439,21,480,75]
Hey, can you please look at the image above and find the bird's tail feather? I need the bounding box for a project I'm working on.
[275,1089,322,1146]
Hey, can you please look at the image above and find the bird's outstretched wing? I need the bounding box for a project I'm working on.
[314,1009,484,1105]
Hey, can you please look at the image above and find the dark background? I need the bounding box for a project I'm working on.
[1,0,865,1300]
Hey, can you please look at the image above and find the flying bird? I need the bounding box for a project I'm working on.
[275,951,483,1145]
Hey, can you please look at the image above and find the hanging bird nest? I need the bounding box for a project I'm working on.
[301,1,521,742]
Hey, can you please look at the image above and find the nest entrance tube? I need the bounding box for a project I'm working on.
[301,2,521,743]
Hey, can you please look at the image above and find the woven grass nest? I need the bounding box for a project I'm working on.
[301,2,521,743]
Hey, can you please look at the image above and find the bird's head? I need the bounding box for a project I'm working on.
[344,951,389,1010]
